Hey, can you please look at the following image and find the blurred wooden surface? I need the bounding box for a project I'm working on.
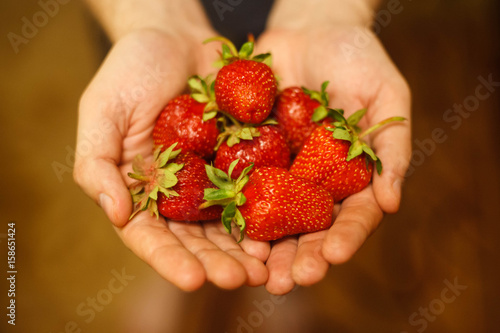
[0,0,499,332]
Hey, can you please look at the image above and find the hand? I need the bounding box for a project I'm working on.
[256,25,412,294]
[74,29,270,291]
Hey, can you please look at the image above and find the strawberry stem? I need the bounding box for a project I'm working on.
[204,36,239,58]
[127,173,150,182]
[359,116,406,139]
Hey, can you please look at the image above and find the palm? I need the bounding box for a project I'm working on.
[77,30,270,291]
[256,27,411,294]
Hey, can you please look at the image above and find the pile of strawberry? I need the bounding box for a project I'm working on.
[128,36,404,242]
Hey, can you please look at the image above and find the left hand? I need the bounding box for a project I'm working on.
[255,25,412,294]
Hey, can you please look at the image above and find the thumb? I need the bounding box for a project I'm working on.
[73,100,132,228]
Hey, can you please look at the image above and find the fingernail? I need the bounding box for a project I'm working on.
[99,193,114,221]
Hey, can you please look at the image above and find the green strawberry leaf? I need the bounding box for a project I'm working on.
[222,44,233,61]
[203,188,236,201]
[361,144,377,162]
[346,140,364,161]
[239,41,254,59]
[203,110,218,121]
[260,118,278,126]
[164,163,184,174]
[157,143,179,167]
[227,159,239,179]
[205,164,233,190]
[158,187,179,198]
[235,192,246,206]
[157,170,178,188]
[235,163,254,185]
[191,93,210,103]
[329,108,347,123]
[239,127,254,140]
[234,208,246,243]
[132,154,145,175]
[252,53,272,67]
[312,105,329,122]
[149,186,159,200]
[320,91,329,106]
[333,128,352,142]
[227,134,241,147]
[375,159,383,175]
[347,108,367,127]
[188,76,204,94]
[221,202,237,234]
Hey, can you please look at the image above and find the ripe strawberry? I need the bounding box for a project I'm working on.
[275,82,331,154]
[206,36,277,124]
[214,125,291,179]
[290,109,406,202]
[152,93,219,159]
[200,161,334,241]
[128,143,222,221]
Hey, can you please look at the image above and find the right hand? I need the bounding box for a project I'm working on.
[74,29,270,291]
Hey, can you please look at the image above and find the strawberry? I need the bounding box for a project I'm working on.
[275,82,331,154]
[206,36,277,124]
[214,124,291,179]
[128,143,222,221]
[200,161,334,241]
[152,91,219,159]
[290,108,405,202]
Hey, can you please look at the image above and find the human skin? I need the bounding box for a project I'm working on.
[75,0,411,293]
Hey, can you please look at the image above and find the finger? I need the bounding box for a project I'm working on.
[75,34,192,227]
[168,221,248,290]
[238,236,272,263]
[292,230,330,286]
[322,186,383,265]
[116,213,206,292]
[369,78,412,213]
[204,222,268,287]
[73,116,132,227]
[225,225,271,263]
[265,237,298,295]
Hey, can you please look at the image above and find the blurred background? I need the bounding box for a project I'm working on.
[1,0,499,332]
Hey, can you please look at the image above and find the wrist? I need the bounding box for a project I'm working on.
[86,0,216,44]
[267,0,378,30]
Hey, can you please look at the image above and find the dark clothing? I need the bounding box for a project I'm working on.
[200,0,274,47]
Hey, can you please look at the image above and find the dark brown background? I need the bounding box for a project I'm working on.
[1,0,499,332]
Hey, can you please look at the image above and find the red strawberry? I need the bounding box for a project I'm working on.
[128,144,222,221]
[207,37,277,124]
[214,125,291,179]
[201,162,334,241]
[152,94,219,159]
[275,82,330,154]
[290,109,405,202]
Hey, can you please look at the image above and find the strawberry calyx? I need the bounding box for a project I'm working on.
[204,35,272,67]
[214,115,278,150]
[302,81,330,117]
[188,75,219,121]
[200,159,253,242]
[127,143,184,219]
[320,108,406,174]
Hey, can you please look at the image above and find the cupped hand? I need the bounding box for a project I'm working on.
[74,29,270,291]
[256,25,412,294]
